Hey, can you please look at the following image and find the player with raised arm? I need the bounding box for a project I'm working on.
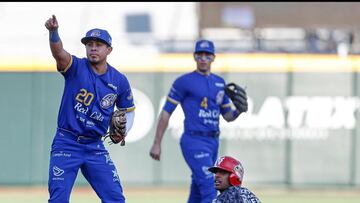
[45,15,135,203]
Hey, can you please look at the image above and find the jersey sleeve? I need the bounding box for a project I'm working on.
[163,77,186,114]
[116,74,135,112]
[60,55,78,79]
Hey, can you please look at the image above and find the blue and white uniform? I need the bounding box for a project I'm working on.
[48,55,135,203]
[163,71,232,203]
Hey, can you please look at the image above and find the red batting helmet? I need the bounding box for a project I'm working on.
[208,156,244,186]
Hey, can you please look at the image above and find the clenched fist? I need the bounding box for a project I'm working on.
[45,15,59,31]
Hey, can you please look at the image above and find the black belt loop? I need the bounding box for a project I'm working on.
[187,130,220,138]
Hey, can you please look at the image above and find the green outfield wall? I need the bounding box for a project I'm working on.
[0,54,359,188]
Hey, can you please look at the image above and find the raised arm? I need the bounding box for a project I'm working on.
[44,15,71,72]
[149,110,171,161]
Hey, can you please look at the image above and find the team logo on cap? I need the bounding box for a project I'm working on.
[200,41,210,48]
[90,30,101,37]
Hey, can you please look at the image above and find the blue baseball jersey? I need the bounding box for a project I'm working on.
[57,55,135,138]
[163,71,232,132]
[213,186,261,203]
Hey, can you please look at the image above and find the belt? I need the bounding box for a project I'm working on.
[57,128,101,144]
[187,130,220,138]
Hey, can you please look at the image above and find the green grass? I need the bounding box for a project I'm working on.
[0,186,359,203]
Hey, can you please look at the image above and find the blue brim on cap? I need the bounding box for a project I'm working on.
[81,37,111,47]
[194,49,215,54]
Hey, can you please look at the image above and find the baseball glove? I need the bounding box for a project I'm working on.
[225,82,248,113]
[103,109,127,146]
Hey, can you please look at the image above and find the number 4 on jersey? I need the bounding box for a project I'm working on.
[201,97,208,109]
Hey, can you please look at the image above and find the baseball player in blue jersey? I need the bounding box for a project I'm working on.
[149,39,248,203]
[45,15,135,203]
[208,156,261,203]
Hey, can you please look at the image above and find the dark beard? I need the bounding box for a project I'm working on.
[89,59,99,65]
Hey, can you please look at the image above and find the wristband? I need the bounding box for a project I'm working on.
[49,30,60,43]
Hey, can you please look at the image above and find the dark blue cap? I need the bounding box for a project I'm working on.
[194,39,215,55]
[81,28,112,47]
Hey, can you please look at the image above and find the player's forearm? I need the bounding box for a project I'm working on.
[49,40,64,58]
[153,111,170,145]
[153,121,168,145]
[125,111,135,133]
[49,29,63,57]
[48,30,71,71]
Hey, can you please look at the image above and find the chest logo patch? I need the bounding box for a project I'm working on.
[101,93,117,109]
